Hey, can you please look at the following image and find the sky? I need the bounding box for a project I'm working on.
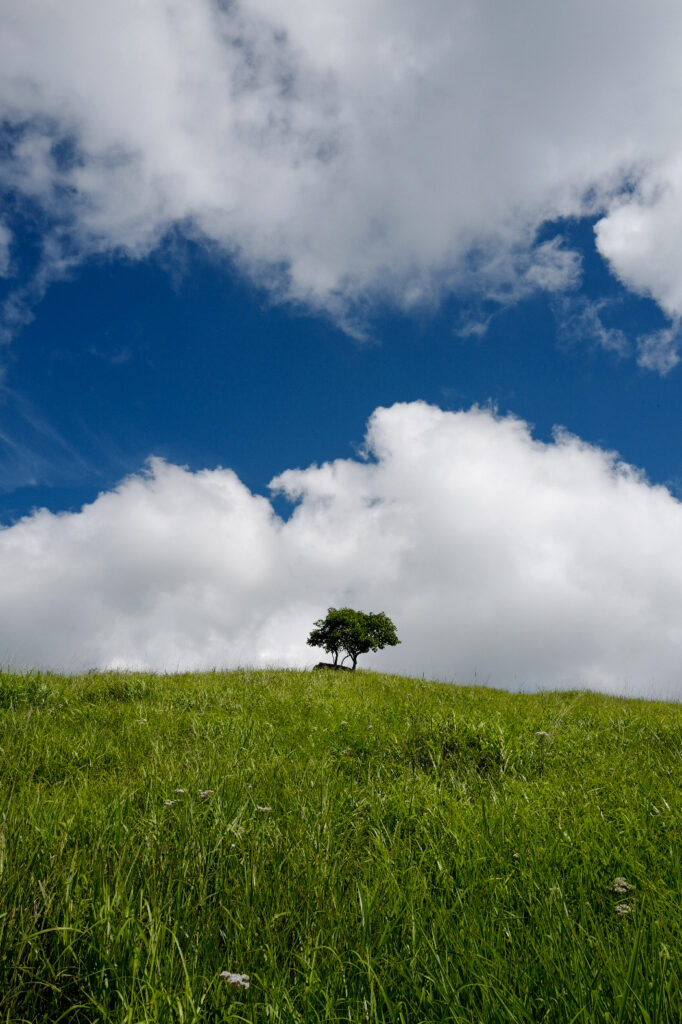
[2,1,682,700]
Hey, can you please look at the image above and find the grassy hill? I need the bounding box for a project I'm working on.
[0,668,679,1022]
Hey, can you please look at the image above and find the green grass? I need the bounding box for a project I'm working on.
[0,668,680,1023]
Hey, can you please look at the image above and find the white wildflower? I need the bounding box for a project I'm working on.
[164,799,179,807]
[220,971,250,990]
[199,789,214,799]
[535,731,550,739]
[610,877,635,894]
[255,805,271,813]
[340,720,349,727]
[615,903,632,915]
[174,788,186,795]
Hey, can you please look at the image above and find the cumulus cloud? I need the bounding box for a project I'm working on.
[1,401,681,702]
[2,1,682,338]
[596,174,682,318]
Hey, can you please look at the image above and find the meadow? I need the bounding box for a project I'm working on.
[0,667,679,1023]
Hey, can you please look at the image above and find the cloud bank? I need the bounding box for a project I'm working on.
[1,401,681,702]
[3,1,682,339]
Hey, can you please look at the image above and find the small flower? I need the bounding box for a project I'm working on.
[535,731,550,739]
[342,748,352,755]
[340,720,349,727]
[615,903,632,916]
[255,805,271,813]
[609,877,635,894]
[198,789,214,800]
[164,799,179,807]
[136,718,148,724]
[512,852,520,860]
[174,788,187,795]
[220,971,250,990]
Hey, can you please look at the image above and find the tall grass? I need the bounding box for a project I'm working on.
[0,668,679,1022]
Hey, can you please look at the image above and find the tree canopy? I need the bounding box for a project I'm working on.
[307,607,400,670]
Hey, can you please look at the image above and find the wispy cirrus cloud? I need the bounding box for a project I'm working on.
[0,222,11,278]
[0,385,101,495]
[636,324,681,376]
[553,296,630,358]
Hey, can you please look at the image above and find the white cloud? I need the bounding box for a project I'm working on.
[553,296,629,357]
[1,401,682,702]
[596,173,682,318]
[3,1,682,330]
[636,324,681,376]
[0,222,10,278]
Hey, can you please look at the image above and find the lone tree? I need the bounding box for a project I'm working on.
[307,607,400,671]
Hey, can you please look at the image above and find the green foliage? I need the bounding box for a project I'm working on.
[307,606,400,668]
[0,668,680,1022]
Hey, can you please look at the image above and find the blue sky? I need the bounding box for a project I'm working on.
[1,216,678,523]
[2,1,682,697]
